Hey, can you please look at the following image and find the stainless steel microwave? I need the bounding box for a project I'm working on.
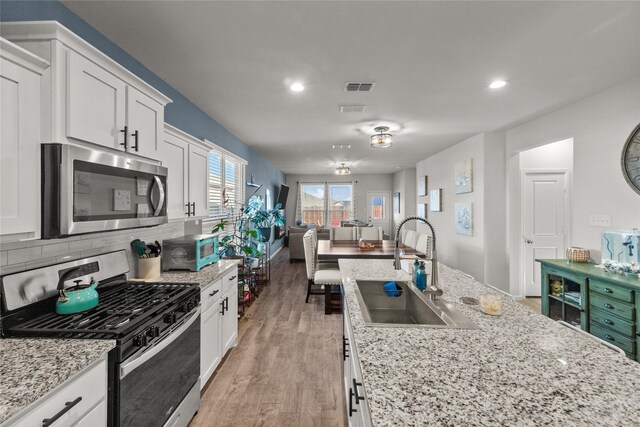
[42,143,168,238]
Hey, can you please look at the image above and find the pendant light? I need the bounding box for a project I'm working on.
[335,162,351,175]
[370,126,392,148]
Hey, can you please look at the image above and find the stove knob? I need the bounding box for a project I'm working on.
[146,326,160,338]
[186,301,194,311]
[134,334,148,347]
[177,303,188,313]
[163,312,177,324]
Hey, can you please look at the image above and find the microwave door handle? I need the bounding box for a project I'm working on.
[150,176,165,216]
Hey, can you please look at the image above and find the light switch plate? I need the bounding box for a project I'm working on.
[589,214,611,227]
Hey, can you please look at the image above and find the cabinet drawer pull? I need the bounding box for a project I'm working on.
[602,288,613,294]
[604,334,615,342]
[130,129,139,151]
[348,388,357,416]
[209,289,219,297]
[229,275,237,281]
[42,396,82,427]
[352,379,365,403]
[120,125,128,150]
[604,318,614,325]
[604,303,615,310]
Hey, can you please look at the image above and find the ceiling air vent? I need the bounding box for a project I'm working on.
[339,105,366,113]
[344,82,376,92]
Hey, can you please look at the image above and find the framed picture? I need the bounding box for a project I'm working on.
[417,203,428,218]
[454,159,473,194]
[430,189,442,212]
[418,176,428,196]
[455,202,473,236]
[393,192,400,213]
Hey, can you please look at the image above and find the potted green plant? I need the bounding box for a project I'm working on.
[212,217,260,258]
[248,203,285,242]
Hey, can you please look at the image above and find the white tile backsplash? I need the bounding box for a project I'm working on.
[1,222,185,274]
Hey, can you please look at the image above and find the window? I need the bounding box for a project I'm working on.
[299,183,353,227]
[208,148,246,219]
[370,195,386,220]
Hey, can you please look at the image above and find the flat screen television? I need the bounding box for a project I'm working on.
[276,184,289,209]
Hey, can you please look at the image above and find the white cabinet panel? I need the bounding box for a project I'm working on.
[67,50,126,150]
[200,303,222,389]
[75,400,107,427]
[126,86,164,159]
[221,287,238,354]
[188,145,209,218]
[159,132,188,220]
[0,43,46,240]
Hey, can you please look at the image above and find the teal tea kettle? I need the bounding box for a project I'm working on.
[56,269,99,315]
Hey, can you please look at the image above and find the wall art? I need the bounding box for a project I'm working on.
[454,159,473,194]
[429,189,442,212]
[454,202,473,236]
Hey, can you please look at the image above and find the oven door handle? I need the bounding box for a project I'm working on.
[149,175,165,217]
[120,307,200,379]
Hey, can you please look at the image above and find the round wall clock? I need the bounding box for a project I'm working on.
[622,123,640,196]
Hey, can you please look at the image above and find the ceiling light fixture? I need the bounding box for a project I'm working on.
[290,82,305,92]
[489,80,506,89]
[335,162,351,175]
[370,126,392,148]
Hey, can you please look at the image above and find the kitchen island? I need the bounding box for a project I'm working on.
[339,259,640,426]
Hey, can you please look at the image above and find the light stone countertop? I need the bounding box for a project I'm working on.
[0,339,115,424]
[339,259,640,427]
[159,259,240,289]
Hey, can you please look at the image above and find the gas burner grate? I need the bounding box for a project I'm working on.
[8,282,197,338]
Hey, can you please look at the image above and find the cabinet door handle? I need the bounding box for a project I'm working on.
[348,388,357,416]
[604,334,615,342]
[604,318,614,325]
[602,288,613,294]
[352,379,365,403]
[343,336,349,361]
[120,125,128,150]
[220,299,225,315]
[185,203,191,217]
[190,202,196,216]
[604,303,615,310]
[225,296,229,312]
[209,289,219,297]
[42,396,82,427]
[130,129,139,151]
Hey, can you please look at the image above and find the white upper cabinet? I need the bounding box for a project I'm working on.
[1,21,171,161]
[160,124,210,220]
[0,38,49,241]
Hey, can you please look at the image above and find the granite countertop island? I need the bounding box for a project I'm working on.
[0,338,115,424]
[339,259,640,426]
[159,259,240,288]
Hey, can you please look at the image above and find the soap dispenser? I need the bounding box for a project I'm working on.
[416,261,427,291]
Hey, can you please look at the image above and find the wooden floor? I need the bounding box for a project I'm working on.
[190,249,347,427]
[519,297,542,313]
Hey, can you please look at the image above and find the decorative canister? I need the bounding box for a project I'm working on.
[566,247,590,263]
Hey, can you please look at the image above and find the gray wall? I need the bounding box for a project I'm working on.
[284,173,394,229]
[392,168,417,235]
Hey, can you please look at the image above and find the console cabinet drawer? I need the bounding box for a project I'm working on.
[200,279,222,312]
[222,269,238,295]
[589,280,634,303]
[590,294,635,322]
[590,324,635,355]
[590,308,635,338]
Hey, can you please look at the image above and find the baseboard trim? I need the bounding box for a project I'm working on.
[270,246,282,260]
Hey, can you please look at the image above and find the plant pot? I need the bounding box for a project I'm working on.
[224,246,237,257]
[257,227,271,242]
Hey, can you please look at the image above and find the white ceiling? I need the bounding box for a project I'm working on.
[62,1,640,175]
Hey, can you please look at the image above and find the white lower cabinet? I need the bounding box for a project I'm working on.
[343,299,372,427]
[4,354,108,427]
[200,269,238,389]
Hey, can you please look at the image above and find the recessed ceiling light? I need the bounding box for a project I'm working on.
[290,82,305,92]
[489,80,507,89]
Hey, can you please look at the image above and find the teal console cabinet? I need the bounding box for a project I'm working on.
[537,260,640,362]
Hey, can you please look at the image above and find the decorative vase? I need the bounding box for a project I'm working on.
[257,227,271,242]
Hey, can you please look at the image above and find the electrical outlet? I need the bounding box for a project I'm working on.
[589,215,611,227]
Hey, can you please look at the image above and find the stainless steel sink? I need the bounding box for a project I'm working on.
[353,280,478,329]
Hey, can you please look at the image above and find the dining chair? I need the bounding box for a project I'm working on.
[303,230,342,312]
[403,230,417,248]
[357,226,383,241]
[414,234,432,259]
[330,227,356,241]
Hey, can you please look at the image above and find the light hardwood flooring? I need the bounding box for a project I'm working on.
[519,297,541,313]
[190,249,347,427]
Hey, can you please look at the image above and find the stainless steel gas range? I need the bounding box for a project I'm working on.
[0,251,200,427]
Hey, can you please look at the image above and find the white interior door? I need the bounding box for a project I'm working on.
[523,172,567,296]
[367,191,391,236]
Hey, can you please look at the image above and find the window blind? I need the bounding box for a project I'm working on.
[207,146,247,219]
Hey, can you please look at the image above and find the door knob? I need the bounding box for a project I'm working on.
[525,239,534,244]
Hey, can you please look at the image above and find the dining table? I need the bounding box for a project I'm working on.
[317,240,425,261]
